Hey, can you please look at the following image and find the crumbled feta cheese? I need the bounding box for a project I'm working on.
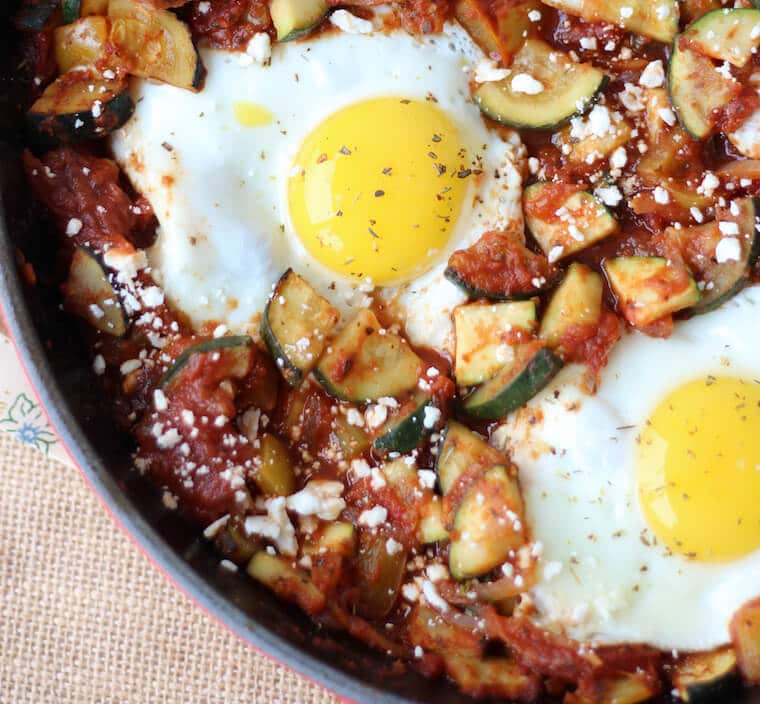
[156,427,181,450]
[511,73,544,95]
[579,36,597,51]
[141,286,164,308]
[587,104,612,138]
[620,6,633,19]
[93,354,106,375]
[421,580,449,612]
[426,564,448,582]
[197,0,210,12]
[153,388,168,412]
[245,496,297,556]
[66,218,83,237]
[203,514,230,539]
[417,469,437,489]
[330,9,373,34]
[402,582,420,602]
[610,146,627,169]
[286,480,346,521]
[358,505,388,528]
[103,248,147,279]
[698,172,720,197]
[346,408,365,427]
[365,404,389,430]
[690,207,704,223]
[595,184,623,207]
[528,9,541,21]
[718,221,740,235]
[423,406,441,430]
[246,32,271,65]
[639,60,664,88]
[618,83,646,112]
[386,537,403,555]
[715,237,741,264]
[473,58,509,83]
[350,458,371,479]
[657,106,677,126]
[120,359,142,375]
[653,187,670,204]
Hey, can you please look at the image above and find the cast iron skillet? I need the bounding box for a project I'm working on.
[1,7,759,704]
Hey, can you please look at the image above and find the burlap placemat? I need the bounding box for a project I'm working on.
[0,406,339,703]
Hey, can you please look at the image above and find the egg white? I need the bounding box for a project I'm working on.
[111,21,523,348]
[492,286,760,651]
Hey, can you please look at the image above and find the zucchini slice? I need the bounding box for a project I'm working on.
[542,0,678,43]
[524,183,618,260]
[454,0,510,62]
[62,0,81,23]
[373,393,434,455]
[604,256,700,327]
[445,230,554,302]
[540,263,604,349]
[669,197,760,315]
[246,552,325,614]
[270,0,329,42]
[303,521,356,557]
[54,15,109,73]
[566,673,658,704]
[61,247,128,337]
[493,1,541,59]
[14,0,59,31]
[682,8,760,68]
[672,647,739,703]
[420,498,449,544]
[556,114,633,166]
[108,0,206,91]
[331,413,370,460]
[435,421,504,495]
[254,433,296,497]
[454,301,537,386]
[449,465,525,580]
[444,656,539,701]
[461,343,563,420]
[27,67,133,144]
[355,534,406,620]
[474,39,607,130]
[262,269,340,388]
[669,42,739,139]
[730,597,760,683]
[161,335,252,387]
[314,309,422,403]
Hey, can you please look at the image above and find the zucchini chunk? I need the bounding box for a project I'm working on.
[408,605,483,658]
[524,183,618,260]
[108,0,205,91]
[555,114,633,166]
[54,15,109,73]
[161,335,253,387]
[61,247,128,337]
[682,8,760,68]
[303,521,356,557]
[668,197,760,315]
[435,421,504,495]
[373,393,434,455]
[332,413,370,459]
[444,656,540,701]
[461,342,563,420]
[566,673,658,704]
[669,42,739,139]
[493,1,541,59]
[454,301,537,386]
[81,0,107,14]
[730,597,760,683]
[542,0,678,43]
[672,647,739,703]
[270,0,329,42]
[315,309,422,403]
[446,230,555,301]
[420,498,449,544]
[254,433,296,496]
[246,552,325,614]
[540,263,603,350]
[474,39,607,130]
[454,0,509,62]
[355,534,406,620]
[27,67,133,144]
[14,0,59,31]
[449,465,525,580]
[604,256,700,327]
[262,269,340,387]
[62,0,81,23]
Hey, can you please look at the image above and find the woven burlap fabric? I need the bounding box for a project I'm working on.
[0,430,338,704]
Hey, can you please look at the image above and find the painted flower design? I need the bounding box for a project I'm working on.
[0,393,58,454]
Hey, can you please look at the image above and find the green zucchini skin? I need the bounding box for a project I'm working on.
[461,347,563,420]
[373,395,433,455]
[61,0,81,23]
[14,0,59,31]
[685,197,760,316]
[672,648,740,703]
[161,336,252,387]
[270,0,329,41]
[28,89,134,146]
[61,246,129,337]
[444,266,547,302]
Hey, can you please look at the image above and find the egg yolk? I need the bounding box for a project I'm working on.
[288,97,470,284]
[637,375,760,562]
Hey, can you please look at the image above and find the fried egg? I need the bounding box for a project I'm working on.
[493,286,760,651]
[111,20,523,350]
